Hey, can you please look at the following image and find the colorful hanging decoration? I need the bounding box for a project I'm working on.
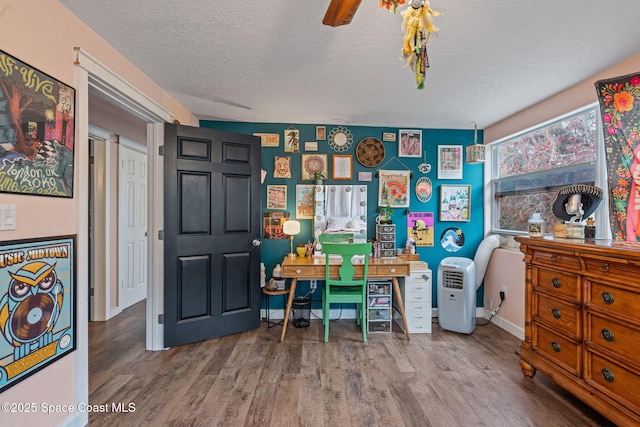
[401,0,442,89]
[379,0,407,14]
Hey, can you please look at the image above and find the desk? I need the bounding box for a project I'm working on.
[279,255,411,341]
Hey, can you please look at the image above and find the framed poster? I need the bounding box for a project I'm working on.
[438,145,463,179]
[267,185,287,210]
[378,170,410,208]
[0,49,75,197]
[304,141,318,151]
[398,129,422,158]
[0,235,76,393]
[263,212,290,240]
[332,154,352,180]
[440,184,471,221]
[316,126,326,140]
[301,154,328,181]
[283,128,300,152]
[295,185,314,219]
[382,132,396,142]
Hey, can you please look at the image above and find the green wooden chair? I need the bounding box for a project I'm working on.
[322,242,372,342]
[319,233,353,244]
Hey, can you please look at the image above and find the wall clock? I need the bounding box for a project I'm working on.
[327,126,353,152]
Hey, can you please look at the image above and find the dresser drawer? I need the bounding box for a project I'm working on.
[403,291,430,304]
[377,224,395,233]
[282,265,319,278]
[378,232,395,242]
[532,248,581,271]
[533,292,580,338]
[587,314,640,363]
[583,256,640,284]
[380,241,395,249]
[534,267,580,302]
[588,281,640,320]
[586,352,640,411]
[532,323,580,376]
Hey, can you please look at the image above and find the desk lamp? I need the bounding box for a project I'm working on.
[283,220,301,258]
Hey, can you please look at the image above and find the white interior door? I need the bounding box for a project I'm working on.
[118,139,148,309]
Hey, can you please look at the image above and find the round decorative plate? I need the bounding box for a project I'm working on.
[328,126,353,152]
[415,177,432,202]
[355,137,385,168]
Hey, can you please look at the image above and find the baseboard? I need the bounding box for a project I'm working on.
[481,309,524,340]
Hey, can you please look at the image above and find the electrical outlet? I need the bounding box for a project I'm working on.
[501,285,508,297]
[487,297,493,309]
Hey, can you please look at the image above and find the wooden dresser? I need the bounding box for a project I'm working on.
[515,237,640,426]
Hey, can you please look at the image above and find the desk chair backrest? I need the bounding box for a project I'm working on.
[319,233,353,244]
[322,242,372,285]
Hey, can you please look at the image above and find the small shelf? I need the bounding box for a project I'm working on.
[367,280,392,333]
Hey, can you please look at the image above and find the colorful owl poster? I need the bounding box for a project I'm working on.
[0,50,75,198]
[0,235,75,393]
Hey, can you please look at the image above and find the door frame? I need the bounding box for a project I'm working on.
[74,46,172,427]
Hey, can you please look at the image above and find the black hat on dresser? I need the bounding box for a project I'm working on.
[552,184,603,222]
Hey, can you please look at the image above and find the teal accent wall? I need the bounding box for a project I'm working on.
[200,120,485,312]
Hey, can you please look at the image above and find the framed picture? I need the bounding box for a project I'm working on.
[301,154,328,181]
[253,133,279,147]
[267,185,287,210]
[358,171,372,182]
[0,235,76,393]
[407,212,435,247]
[295,185,314,219]
[316,126,326,140]
[304,141,318,151]
[283,128,300,152]
[378,170,410,208]
[398,129,422,158]
[273,156,291,178]
[440,184,471,221]
[332,154,353,180]
[438,145,463,179]
[263,212,290,240]
[0,49,75,198]
[382,132,396,142]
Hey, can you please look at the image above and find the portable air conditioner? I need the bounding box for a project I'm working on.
[437,257,476,334]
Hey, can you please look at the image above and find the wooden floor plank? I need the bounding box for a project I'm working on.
[88,301,616,426]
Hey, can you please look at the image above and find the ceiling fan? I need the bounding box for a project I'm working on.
[323,0,363,27]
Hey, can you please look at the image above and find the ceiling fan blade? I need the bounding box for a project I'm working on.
[323,0,363,27]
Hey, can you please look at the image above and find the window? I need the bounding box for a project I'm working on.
[491,106,598,233]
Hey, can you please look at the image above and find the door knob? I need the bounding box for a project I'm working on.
[252,239,261,247]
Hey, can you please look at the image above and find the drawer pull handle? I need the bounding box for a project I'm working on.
[601,291,615,305]
[601,368,615,383]
[551,254,558,262]
[600,263,609,273]
[295,269,302,274]
[551,308,561,319]
[390,268,396,273]
[551,341,561,352]
[551,278,561,288]
[414,286,423,291]
[422,275,429,281]
[415,306,423,310]
[601,328,614,342]
[414,296,423,300]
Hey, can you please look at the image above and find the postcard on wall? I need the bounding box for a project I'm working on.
[304,141,318,152]
[254,133,279,147]
[295,185,314,219]
[358,171,372,182]
[382,132,396,142]
[0,235,76,393]
[0,49,75,198]
[398,129,422,158]
[263,212,290,240]
[407,212,434,247]
[378,170,410,208]
[316,126,326,140]
[273,156,291,178]
[437,145,463,179]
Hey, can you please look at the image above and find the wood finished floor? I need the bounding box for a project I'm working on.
[89,301,615,427]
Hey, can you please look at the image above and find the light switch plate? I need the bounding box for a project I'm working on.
[0,204,16,231]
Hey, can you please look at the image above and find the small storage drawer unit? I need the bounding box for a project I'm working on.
[396,262,432,334]
[376,224,396,258]
[368,280,392,333]
[516,237,640,427]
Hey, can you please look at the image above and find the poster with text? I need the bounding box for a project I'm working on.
[407,212,434,247]
[0,236,76,393]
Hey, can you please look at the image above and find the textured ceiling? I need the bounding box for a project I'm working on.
[59,0,640,130]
